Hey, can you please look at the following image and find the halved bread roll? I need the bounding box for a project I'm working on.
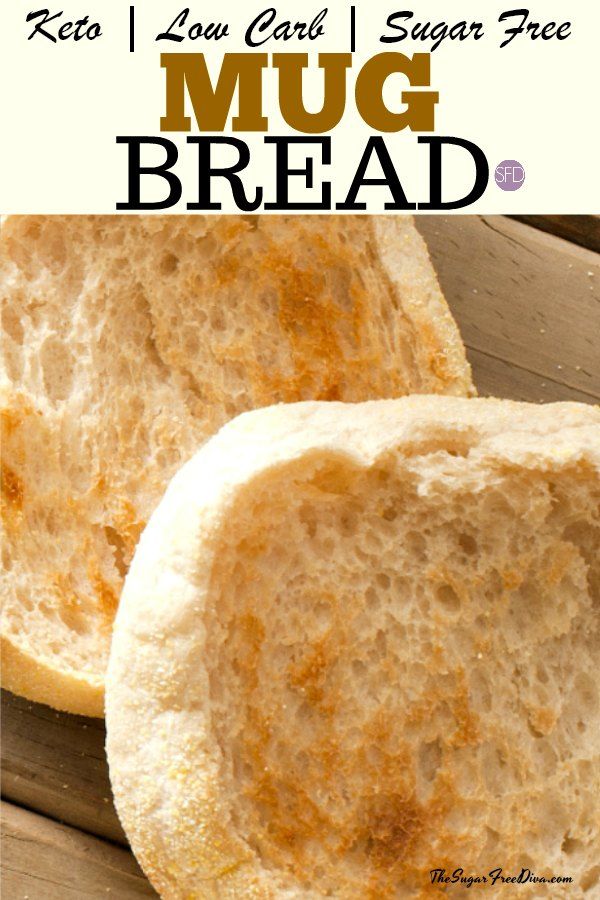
[0,216,473,716]
[106,397,600,899]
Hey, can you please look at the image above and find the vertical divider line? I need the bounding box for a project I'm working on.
[129,6,135,52]
[350,5,356,53]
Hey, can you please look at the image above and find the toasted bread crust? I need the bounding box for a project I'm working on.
[1,633,104,717]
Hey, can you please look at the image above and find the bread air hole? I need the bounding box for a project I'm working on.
[435,583,460,613]
[57,603,89,636]
[376,572,391,590]
[418,738,442,784]
[581,865,600,891]
[103,525,128,579]
[39,336,75,404]
[2,305,24,345]
[159,252,179,275]
[458,532,478,555]
[573,672,599,713]
[562,835,584,856]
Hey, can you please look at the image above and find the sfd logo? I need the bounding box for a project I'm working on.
[495,160,525,191]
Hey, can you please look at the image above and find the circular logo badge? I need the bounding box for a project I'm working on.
[495,160,525,191]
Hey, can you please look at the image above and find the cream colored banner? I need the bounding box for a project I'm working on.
[0,1,598,213]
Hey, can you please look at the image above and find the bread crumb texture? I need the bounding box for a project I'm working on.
[105,398,600,899]
[0,216,472,714]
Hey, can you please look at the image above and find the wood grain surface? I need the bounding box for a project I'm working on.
[1,801,157,898]
[417,216,600,404]
[1,690,123,845]
[2,214,598,899]
[511,215,600,254]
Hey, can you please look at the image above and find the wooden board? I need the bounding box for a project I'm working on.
[1,690,123,845]
[1,801,157,898]
[417,216,600,404]
[511,215,600,254]
[2,215,599,898]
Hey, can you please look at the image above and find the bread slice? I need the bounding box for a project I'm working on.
[0,215,473,716]
[106,397,600,899]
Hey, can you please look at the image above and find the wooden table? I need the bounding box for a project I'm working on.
[2,215,599,899]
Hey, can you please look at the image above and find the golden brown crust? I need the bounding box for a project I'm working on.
[1,633,104,717]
